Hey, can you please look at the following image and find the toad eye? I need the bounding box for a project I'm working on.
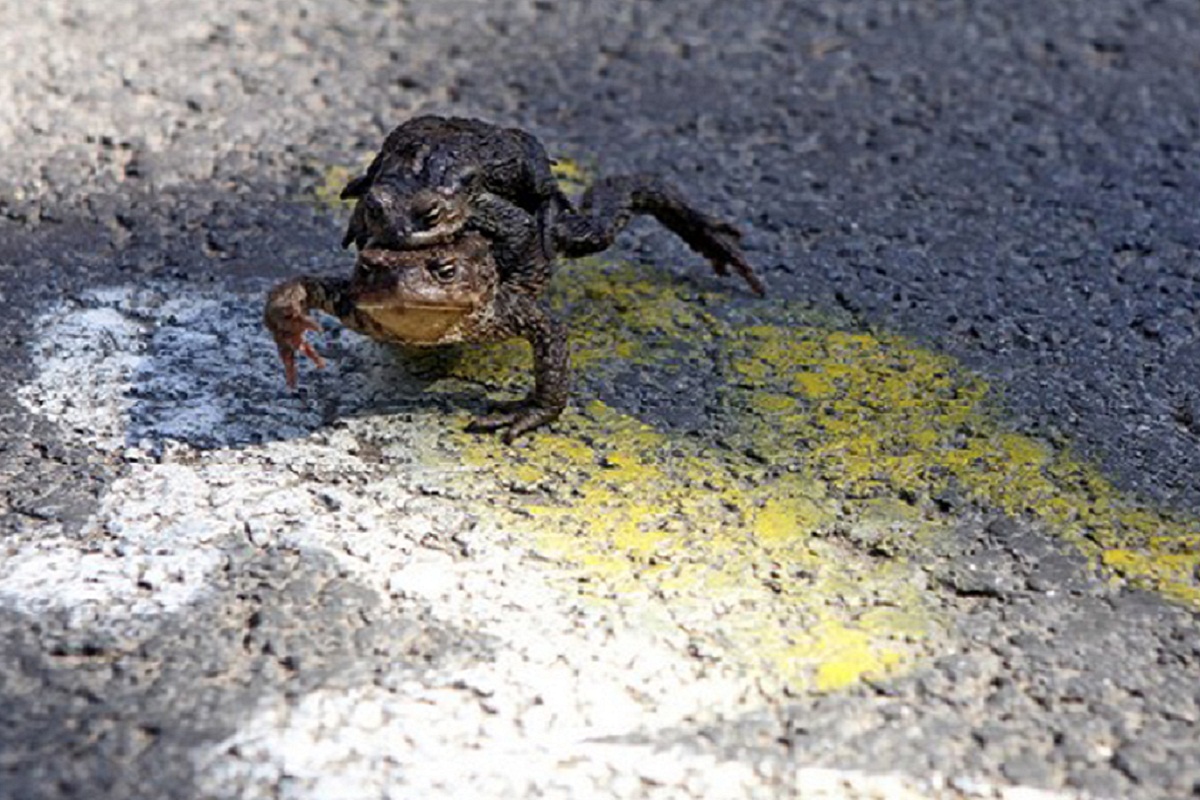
[427,257,458,283]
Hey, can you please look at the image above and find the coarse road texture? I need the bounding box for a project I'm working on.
[2,1,1199,799]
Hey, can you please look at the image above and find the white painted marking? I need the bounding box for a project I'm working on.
[9,283,1090,800]
[6,284,336,624]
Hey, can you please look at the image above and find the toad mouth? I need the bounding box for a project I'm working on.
[355,297,476,313]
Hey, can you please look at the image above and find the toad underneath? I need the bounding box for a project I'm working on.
[265,117,764,441]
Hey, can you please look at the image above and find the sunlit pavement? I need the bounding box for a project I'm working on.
[2,2,1199,798]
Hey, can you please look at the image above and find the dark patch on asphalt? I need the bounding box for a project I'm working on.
[0,544,481,800]
[0,160,349,539]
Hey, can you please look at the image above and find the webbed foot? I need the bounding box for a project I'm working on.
[686,217,766,296]
[264,281,326,387]
[466,398,565,443]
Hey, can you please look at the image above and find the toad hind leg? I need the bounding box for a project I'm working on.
[553,173,766,296]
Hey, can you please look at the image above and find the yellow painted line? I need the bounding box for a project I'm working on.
[313,160,1200,695]
[412,249,951,694]
[435,399,939,695]
[311,163,358,209]
[550,157,592,196]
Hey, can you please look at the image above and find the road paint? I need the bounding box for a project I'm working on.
[3,162,1193,795]
[415,207,1200,614]
[435,397,940,694]
[10,283,804,798]
[310,162,357,209]
[202,679,1086,800]
[388,247,1199,699]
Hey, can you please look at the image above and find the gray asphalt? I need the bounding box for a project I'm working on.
[2,1,1199,798]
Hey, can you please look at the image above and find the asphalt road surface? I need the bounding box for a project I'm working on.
[2,1,1199,798]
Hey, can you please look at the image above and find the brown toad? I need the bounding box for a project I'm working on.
[265,232,572,441]
[267,119,764,440]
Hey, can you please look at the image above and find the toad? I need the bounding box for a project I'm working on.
[267,120,764,440]
[338,115,568,262]
[265,232,570,440]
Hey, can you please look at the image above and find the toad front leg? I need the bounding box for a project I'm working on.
[266,279,330,386]
[465,290,569,443]
[554,173,766,296]
[264,276,367,386]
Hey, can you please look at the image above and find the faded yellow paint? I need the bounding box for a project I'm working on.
[808,621,905,692]
[724,315,1200,605]
[312,163,359,209]
[478,419,916,687]
[314,160,1199,697]
[439,314,943,693]
[550,157,591,197]
[1102,549,1200,606]
[445,252,1199,687]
